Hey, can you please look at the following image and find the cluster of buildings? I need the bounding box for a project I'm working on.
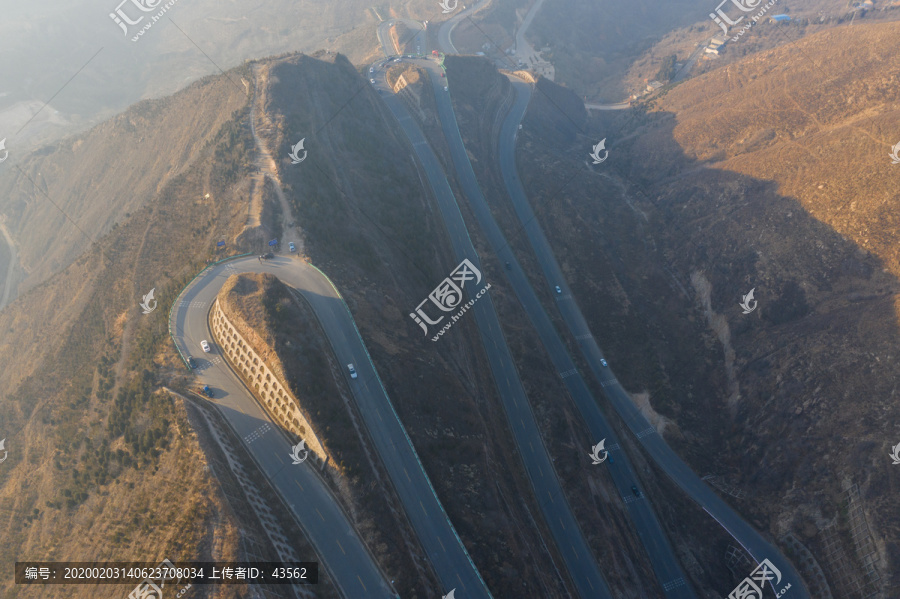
[705,36,727,56]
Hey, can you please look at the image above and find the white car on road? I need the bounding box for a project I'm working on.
[201,340,211,353]
[289,242,296,252]
[347,364,358,379]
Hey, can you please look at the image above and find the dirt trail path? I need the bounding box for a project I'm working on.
[250,64,306,256]
[0,219,20,311]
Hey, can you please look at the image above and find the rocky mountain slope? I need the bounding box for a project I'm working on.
[501,19,900,598]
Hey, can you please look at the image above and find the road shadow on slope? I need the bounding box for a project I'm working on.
[511,71,900,598]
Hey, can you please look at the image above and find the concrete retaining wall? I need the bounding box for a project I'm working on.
[211,299,327,467]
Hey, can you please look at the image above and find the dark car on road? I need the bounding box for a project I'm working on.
[187,356,196,369]
[262,252,274,260]
[631,485,641,497]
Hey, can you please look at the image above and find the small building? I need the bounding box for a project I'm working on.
[646,80,664,92]
[711,36,727,46]
[706,43,725,55]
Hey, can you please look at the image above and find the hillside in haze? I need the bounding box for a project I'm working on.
[0,73,249,304]
[0,0,448,162]
[487,18,900,598]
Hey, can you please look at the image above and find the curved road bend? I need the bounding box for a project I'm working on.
[436,0,490,56]
[422,57,695,599]
[498,77,810,599]
[174,256,491,599]
[372,67,613,598]
[172,259,392,599]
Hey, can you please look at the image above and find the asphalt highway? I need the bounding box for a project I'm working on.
[372,58,613,596]
[172,258,393,599]
[497,77,810,599]
[172,255,492,599]
[422,57,695,598]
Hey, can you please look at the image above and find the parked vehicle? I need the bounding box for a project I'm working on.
[187,356,196,369]
[289,242,296,252]
[200,385,213,398]
[201,340,211,353]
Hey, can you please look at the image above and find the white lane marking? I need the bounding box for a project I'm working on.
[636,427,655,439]
[663,578,686,591]
[243,422,272,445]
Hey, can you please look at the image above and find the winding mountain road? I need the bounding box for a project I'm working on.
[172,252,494,599]
[171,257,394,599]
[427,54,697,596]
[372,53,614,599]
